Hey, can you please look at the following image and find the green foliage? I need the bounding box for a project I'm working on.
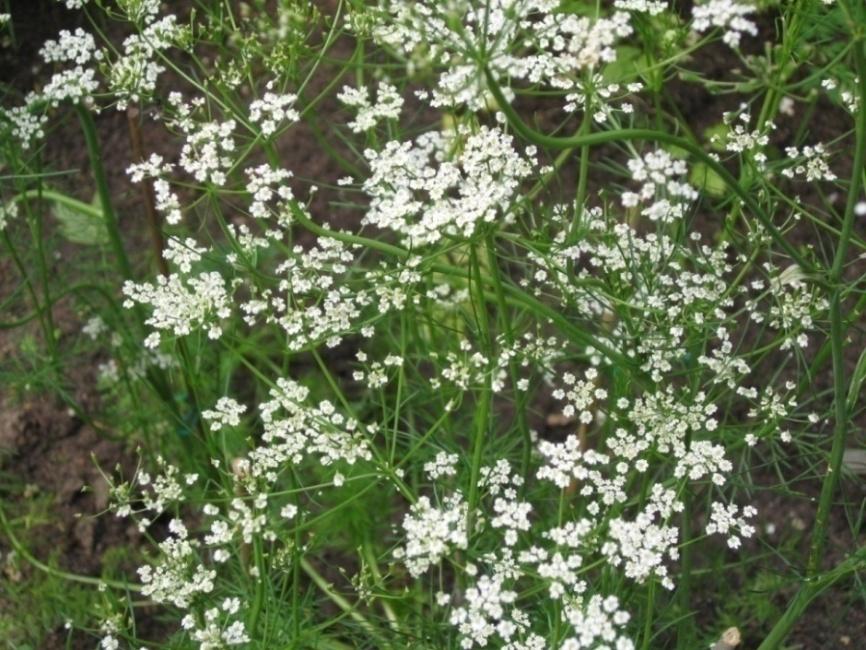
[51,193,108,246]
[2,0,866,649]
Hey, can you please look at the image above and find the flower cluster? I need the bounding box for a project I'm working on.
[692,0,758,48]
[202,397,247,432]
[395,493,468,577]
[122,271,231,348]
[370,1,633,111]
[621,149,698,224]
[706,502,757,549]
[782,144,837,182]
[361,125,536,246]
[178,118,238,186]
[249,84,300,136]
[109,15,187,110]
[338,81,404,133]
[39,28,101,65]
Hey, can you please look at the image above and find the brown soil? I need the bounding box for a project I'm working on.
[0,396,135,574]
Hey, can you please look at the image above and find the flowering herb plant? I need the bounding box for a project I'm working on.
[1,0,865,648]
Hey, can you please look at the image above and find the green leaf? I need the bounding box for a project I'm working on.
[690,162,727,198]
[556,1,600,16]
[703,123,729,153]
[51,194,109,246]
[602,45,643,84]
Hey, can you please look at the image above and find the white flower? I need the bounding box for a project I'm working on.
[122,271,232,346]
[127,154,182,224]
[362,125,535,246]
[621,149,697,223]
[108,16,184,110]
[0,201,18,230]
[202,397,247,432]
[782,143,837,182]
[245,164,294,222]
[692,0,758,48]
[163,237,206,273]
[561,594,634,649]
[179,119,237,186]
[706,502,757,549]
[40,28,101,65]
[137,525,216,608]
[424,451,459,480]
[249,84,299,136]
[397,493,467,577]
[614,0,666,13]
[42,66,99,107]
[372,1,633,111]
[338,80,404,133]
[449,573,520,648]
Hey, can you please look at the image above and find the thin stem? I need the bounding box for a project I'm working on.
[362,541,402,635]
[805,28,866,579]
[465,245,492,541]
[484,231,531,475]
[758,12,866,648]
[12,188,102,218]
[76,106,134,281]
[300,557,390,647]
[757,550,866,650]
[569,107,592,246]
[641,579,656,650]
[247,537,266,634]
[0,504,141,592]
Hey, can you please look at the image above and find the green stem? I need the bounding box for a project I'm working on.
[759,14,866,648]
[12,188,103,218]
[805,29,866,579]
[568,109,592,246]
[362,541,402,635]
[676,493,694,649]
[641,579,656,650]
[757,550,865,650]
[465,245,492,541]
[484,232,531,476]
[27,187,59,357]
[247,537,266,635]
[300,557,390,647]
[76,106,133,281]
[2,230,53,349]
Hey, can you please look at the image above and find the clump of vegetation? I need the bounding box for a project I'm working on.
[1,0,865,648]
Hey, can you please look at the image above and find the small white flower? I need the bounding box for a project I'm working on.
[202,397,247,432]
[250,83,299,136]
[338,81,404,132]
[692,0,758,48]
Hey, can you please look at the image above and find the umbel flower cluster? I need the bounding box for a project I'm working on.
[0,0,856,648]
